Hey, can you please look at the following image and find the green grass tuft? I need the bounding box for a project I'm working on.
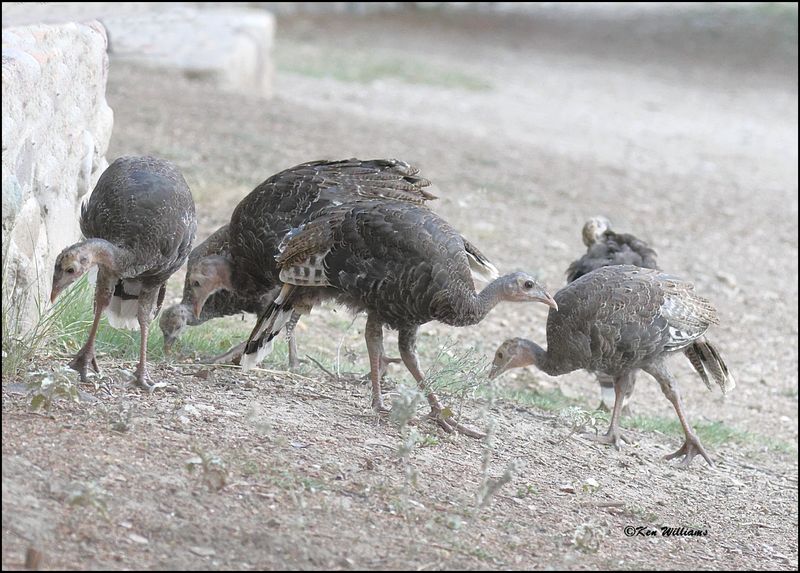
[276,42,492,91]
[2,259,89,377]
[489,385,580,412]
[627,415,796,455]
[422,341,488,401]
[46,276,293,366]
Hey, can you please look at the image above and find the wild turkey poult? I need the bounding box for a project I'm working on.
[158,224,300,366]
[489,265,734,466]
[241,199,557,439]
[566,216,658,284]
[566,216,660,413]
[51,156,196,390]
[186,158,438,369]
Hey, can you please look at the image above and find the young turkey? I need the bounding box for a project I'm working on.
[566,216,658,283]
[241,199,557,438]
[158,224,300,366]
[189,158,436,307]
[187,158,494,374]
[489,265,734,466]
[566,216,660,414]
[51,156,196,390]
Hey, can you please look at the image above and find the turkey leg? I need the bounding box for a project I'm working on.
[398,327,485,439]
[587,371,634,449]
[134,287,160,392]
[644,361,714,467]
[365,314,391,412]
[69,276,113,382]
[285,311,301,370]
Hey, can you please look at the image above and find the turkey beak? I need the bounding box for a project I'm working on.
[193,300,203,320]
[50,283,62,304]
[488,360,507,380]
[532,287,558,311]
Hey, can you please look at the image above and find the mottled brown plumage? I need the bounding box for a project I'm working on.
[242,200,556,438]
[51,156,196,390]
[188,158,437,321]
[158,224,300,365]
[566,217,660,412]
[225,158,435,296]
[490,265,734,466]
[566,216,658,283]
[188,158,495,371]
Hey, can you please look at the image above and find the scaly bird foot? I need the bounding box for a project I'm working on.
[665,434,714,467]
[372,395,391,414]
[429,407,485,439]
[134,367,159,393]
[584,428,631,450]
[69,349,100,382]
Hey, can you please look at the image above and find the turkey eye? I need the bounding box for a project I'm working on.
[66,268,76,275]
[523,280,534,289]
[192,280,201,288]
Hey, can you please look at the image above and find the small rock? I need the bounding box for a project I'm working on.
[559,484,576,494]
[584,478,600,490]
[128,533,149,544]
[189,546,216,557]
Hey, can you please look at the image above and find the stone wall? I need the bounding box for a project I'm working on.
[103,6,275,98]
[2,21,114,330]
[2,3,276,98]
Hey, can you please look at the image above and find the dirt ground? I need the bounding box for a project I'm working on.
[2,4,798,570]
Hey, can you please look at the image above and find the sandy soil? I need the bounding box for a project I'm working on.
[3,4,798,570]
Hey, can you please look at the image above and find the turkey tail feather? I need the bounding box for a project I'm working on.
[685,337,735,394]
[105,280,142,330]
[463,238,500,283]
[240,284,297,371]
